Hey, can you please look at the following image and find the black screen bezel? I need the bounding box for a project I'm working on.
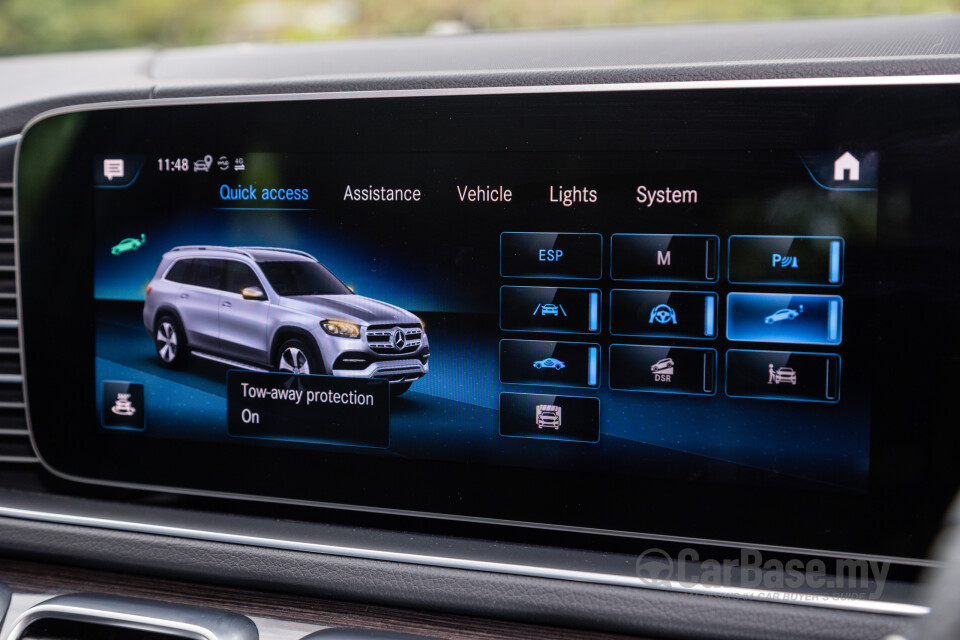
[16,83,960,560]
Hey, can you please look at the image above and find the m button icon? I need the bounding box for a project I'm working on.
[612,234,718,283]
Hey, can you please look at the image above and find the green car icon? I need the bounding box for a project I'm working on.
[111,234,146,255]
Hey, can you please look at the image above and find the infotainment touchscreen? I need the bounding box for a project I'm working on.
[92,149,874,485]
[17,83,960,559]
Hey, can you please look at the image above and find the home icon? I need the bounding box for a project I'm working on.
[833,151,860,182]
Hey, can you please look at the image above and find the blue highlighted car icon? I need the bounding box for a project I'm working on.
[764,304,804,325]
[533,358,566,370]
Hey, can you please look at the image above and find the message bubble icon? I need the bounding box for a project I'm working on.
[103,159,124,181]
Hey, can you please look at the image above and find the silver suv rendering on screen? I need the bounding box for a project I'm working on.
[143,246,429,394]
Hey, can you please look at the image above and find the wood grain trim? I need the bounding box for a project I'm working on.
[0,559,641,640]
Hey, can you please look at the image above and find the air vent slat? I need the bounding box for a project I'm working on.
[0,403,25,425]
[0,384,23,405]
[0,274,14,295]
[0,205,12,238]
[0,175,32,464]
[0,433,34,461]
[0,327,17,348]
[0,354,20,375]
[0,299,16,320]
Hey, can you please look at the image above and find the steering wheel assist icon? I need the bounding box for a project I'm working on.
[649,303,678,325]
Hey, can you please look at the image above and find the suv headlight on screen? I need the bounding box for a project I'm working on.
[320,319,361,338]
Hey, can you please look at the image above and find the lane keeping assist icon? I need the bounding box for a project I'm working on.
[533,303,567,317]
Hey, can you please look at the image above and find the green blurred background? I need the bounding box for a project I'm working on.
[0,0,957,57]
